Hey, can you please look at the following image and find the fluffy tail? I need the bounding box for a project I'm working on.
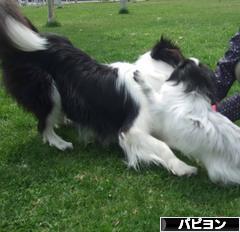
[0,0,47,55]
[201,112,240,185]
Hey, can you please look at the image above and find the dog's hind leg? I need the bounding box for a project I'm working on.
[119,127,197,176]
[42,85,73,151]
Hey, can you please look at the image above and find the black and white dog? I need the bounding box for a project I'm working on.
[0,0,197,177]
[2,0,240,185]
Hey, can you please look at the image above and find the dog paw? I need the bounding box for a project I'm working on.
[43,136,73,151]
[63,117,72,126]
[119,132,126,140]
[169,159,198,177]
[133,70,142,83]
[54,124,60,129]
[53,141,73,151]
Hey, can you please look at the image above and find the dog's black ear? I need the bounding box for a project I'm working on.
[150,36,184,67]
[168,59,216,102]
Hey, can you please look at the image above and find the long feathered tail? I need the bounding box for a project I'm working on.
[0,0,47,56]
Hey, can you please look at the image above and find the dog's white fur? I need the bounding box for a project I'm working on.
[134,51,174,91]
[5,16,47,51]
[111,62,197,176]
[134,65,240,185]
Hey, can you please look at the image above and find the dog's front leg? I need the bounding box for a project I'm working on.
[118,127,197,176]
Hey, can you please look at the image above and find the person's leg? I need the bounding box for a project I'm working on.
[214,32,240,101]
[211,32,240,122]
[216,94,240,122]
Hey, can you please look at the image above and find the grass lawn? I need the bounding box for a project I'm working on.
[1,0,240,231]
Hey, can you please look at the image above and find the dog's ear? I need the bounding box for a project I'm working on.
[150,36,184,67]
[168,59,217,102]
[187,116,204,129]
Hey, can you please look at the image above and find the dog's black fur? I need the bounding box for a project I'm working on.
[2,36,140,139]
[168,59,216,102]
[0,1,140,139]
[151,36,184,67]
[151,37,216,102]
[2,60,54,133]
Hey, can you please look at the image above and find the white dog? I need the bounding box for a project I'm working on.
[133,58,240,185]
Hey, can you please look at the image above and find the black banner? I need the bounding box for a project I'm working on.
[160,217,239,231]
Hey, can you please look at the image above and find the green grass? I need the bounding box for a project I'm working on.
[46,20,61,27]
[118,8,129,14]
[1,0,240,231]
